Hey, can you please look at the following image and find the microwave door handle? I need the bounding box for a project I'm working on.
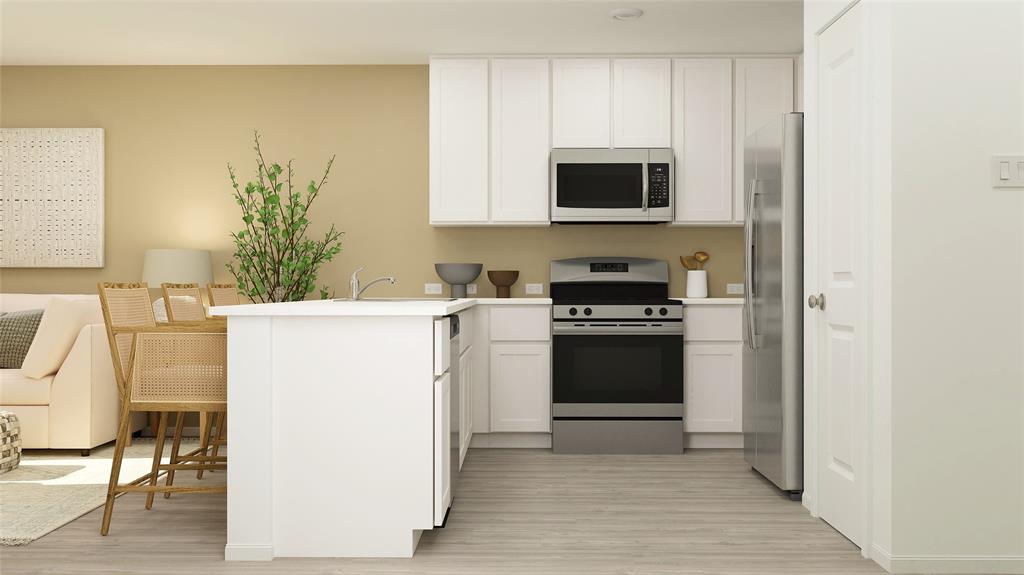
[744,180,757,350]
[641,162,649,211]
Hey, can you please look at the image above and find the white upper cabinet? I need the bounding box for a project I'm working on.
[490,59,551,223]
[733,58,794,222]
[672,59,733,222]
[429,59,489,224]
[613,58,672,148]
[551,58,611,148]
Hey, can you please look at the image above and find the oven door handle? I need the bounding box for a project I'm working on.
[553,324,683,336]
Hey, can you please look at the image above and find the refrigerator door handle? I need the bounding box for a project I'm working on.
[744,180,758,350]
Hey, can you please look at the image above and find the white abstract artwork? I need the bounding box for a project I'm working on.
[0,128,105,267]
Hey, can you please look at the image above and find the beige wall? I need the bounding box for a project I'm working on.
[0,66,742,298]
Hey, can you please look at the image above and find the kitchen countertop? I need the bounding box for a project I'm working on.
[210,297,553,318]
[672,298,745,305]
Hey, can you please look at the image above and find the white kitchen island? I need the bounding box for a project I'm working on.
[210,298,477,561]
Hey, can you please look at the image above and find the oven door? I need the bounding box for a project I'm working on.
[552,330,683,415]
[551,148,651,222]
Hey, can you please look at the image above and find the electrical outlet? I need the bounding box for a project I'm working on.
[424,283,442,295]
[525,283,544,295]
[466,283,478,295]
[727,283,745,295]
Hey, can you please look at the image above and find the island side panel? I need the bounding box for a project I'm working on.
[225,316,275,561]
[270,315,436,557]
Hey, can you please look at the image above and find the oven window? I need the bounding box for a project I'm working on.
[556,163,643,209]
[553,335,683,403]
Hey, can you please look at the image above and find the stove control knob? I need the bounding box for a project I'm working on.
[644,307,653,316]
[569,307,578,316]
[583,307,593,316]
[659,307,668,316]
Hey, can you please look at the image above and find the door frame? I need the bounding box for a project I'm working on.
[803,0,893,564]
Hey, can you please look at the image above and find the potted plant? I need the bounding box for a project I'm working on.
[227,132,343,302]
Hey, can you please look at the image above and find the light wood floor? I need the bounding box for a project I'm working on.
[1,449,883,574]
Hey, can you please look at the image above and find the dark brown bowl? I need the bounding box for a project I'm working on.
[487,270,520,298]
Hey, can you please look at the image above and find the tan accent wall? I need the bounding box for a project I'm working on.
[0,66,742,298]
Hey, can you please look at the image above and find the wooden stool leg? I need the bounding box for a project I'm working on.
[209,412,226,472]
[100,401,134,536]
[145,412,169,510]
[164,412,186,498]
[197,411,214,479]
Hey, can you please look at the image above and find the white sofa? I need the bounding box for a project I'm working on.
[0,293,145,454]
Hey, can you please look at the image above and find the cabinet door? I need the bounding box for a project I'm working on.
[490,343,551,432]
[433,372,451,525]
[491,59,551,223]
[733,58,794,222]
[429,59,489,224]
[552,59,611,148]
[673,59,733,222]
[458,346,472,468]
[613,58,672,148]
[683,342,743,433]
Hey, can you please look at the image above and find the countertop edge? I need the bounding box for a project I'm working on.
[210,297,553,317]
[671,298,745,305]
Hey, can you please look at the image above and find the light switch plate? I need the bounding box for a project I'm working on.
[425,283,442,295]
[991,155,1024,188]
[466,283,478,295]
[525,283,544,295]
[727,283,745,295]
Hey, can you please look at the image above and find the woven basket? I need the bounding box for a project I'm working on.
[0,411,22,474]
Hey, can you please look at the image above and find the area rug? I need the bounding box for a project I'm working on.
[0,439,201,545]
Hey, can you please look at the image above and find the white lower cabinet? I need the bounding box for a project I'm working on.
[433,371,451,526]
[683,303,745,447]
[489,343,551,432]
[458,345,472,468]
[683,342,743,432]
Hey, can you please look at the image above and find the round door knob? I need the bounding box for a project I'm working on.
[659,307,668,316]
[583,307,592,316]
[644,307,653,316]
[808,294,826,310]
[569,307,578,316]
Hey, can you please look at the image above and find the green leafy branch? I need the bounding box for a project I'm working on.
[227,132,343,302]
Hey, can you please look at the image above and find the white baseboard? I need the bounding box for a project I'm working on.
[873,545,1023,575]
[470,432,551,448]
[683,433,743,449]
[224,543,273,561]
[871,543,893,572]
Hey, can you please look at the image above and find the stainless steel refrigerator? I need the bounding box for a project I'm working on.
[742,112,803,497]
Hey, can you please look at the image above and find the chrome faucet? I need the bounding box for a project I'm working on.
[349,267,397,300]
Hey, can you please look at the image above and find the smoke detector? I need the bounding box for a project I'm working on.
[609,8,644,21]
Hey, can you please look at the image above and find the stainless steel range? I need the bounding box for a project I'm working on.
[550,257,684,454]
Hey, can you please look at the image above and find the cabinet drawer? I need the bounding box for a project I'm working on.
[684,306,742,341]
[489,306,551,341]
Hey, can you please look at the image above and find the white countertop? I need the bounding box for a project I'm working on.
[210,297,553,318]
[672,297,745,305]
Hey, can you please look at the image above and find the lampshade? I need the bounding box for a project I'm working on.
[141,249,214,286]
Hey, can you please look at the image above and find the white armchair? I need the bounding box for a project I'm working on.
[0,294,145,454]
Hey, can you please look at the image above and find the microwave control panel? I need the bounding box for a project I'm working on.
[647,163,671,208]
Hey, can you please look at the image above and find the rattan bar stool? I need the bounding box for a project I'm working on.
[196,283,240,479]
[97,282,227,535]
[159,283,217,492]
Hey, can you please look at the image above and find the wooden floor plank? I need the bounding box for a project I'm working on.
[0,448,884,574]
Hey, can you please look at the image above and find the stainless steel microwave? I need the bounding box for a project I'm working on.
[550,148,673,223]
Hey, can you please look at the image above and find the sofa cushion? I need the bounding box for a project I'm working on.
[0,309,44,369]
[0,370,53,405]
[20,297,102,379]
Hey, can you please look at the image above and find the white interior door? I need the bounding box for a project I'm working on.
[814,1,867,549]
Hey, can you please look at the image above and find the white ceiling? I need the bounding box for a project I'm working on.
[0,0,803,66]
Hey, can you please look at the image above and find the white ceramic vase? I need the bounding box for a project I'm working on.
[686,270,708,298]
